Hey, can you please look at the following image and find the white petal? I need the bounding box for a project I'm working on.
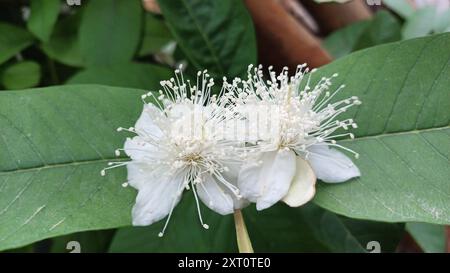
[307,145,361,183]
[167,103,192,119]
[256,150,296,210]
[222,161,241,182]
[238,150,297,210]
[167,103,208,140]
[237,157,264,203]
[221,162,249,210]
[131,174,184,226]
[126,162,152,190]
[282,156,316,207]
[196,175,234,215]
[135,104,164,139]
[124,136,159,161]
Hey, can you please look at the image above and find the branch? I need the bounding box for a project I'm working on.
[245,0,332,70]
[300,0,372,35]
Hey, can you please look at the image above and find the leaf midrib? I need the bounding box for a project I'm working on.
[1,126,446,175]
[0,158,128,175]
[339,126,449,142]
[179,0,225,74]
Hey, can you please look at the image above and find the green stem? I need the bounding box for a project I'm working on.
[233,209,254,253]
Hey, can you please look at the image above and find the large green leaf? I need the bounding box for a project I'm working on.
[67,62,172,89]
[79,0,142,66]
[109,201,403,253]
[0,23,35,64]
[27,0,60,42]
[0,85,143,251]
[406,222,446,253]
[158,0,257,78]
[312,33,450,225]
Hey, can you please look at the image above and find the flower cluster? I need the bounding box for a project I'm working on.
[103,64,361,235]
[225,65,361,210]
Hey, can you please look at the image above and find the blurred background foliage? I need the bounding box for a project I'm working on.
[0,0,448,253]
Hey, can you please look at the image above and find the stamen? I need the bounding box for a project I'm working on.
[158,178,185,237]
[191,181,209,229]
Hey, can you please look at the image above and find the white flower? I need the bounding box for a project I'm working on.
[225,64,361,211]
[103,68,248,236]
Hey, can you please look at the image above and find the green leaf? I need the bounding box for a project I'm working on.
[138,13,173,57]
[0,23,35,64]
[109,202,403,253]
[27,0,60,42]
[1,61,41,90]
[403,7,436,39]
[323,11,401,59]
[353,11,401,50]
[50,230,115,253]
[158,0,257,78]
[1,243,36,253]
[79,0,142,66]
[67,62,172,89]
[323,20,370,59]
[340,218,404,252]
[245,203,403,253]
[109,194,237,253]
[41,9,84,67]
[312,33,450,225]
[406,222,446,253]
[244,203,355,252]
[0,85,146,251]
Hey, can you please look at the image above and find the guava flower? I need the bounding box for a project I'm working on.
[102,69,247,236]
[225,64,361,211]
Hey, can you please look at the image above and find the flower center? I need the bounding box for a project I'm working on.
[181,153,203,166]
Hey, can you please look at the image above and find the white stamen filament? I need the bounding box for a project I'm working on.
[224,64,360,162]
